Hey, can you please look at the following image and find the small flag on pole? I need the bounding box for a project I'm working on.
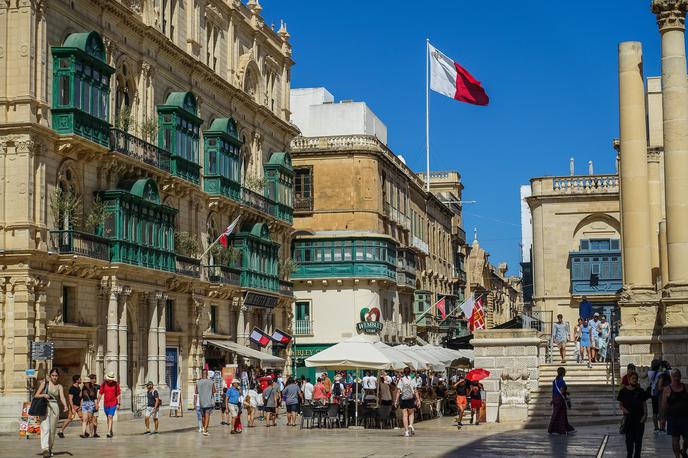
[218,216,241,248]
[249,327,271,347]
[429,43,489,106]
[434,297,447,320]
[271,329,293,345]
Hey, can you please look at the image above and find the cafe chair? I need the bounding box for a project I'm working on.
[300,404,315,429]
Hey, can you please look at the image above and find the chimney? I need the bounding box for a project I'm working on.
[569,157,575,176]
[588,160,594,175]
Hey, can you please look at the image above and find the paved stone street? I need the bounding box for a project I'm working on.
[0,413,675,457]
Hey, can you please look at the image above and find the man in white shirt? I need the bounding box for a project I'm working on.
[303,378,314,404]
[589,312,601,362]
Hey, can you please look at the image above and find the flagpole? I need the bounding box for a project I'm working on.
[425,38,430,192]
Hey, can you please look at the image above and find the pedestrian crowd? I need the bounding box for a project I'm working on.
[548,357,688,458]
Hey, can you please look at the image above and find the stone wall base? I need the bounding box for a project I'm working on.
[0,394,26,434]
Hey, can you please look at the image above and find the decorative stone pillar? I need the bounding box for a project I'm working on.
[157,292,169,397]
[106,286,121,378]
[652,0,688,370]
[117,286,131,408]
[236,304,249,345]
[618,41,653,289]
[616,41,661,371]
[147,292,159,384]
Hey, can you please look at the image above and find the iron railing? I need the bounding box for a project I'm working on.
[294,319,313,336]
[109,128,171,172]
[175,255,201,278]
[206,265,240,286]
[49,230,110,261]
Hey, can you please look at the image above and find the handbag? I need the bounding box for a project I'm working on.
[28,382,48,416]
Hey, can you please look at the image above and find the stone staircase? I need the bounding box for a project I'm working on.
[527,342,621,428]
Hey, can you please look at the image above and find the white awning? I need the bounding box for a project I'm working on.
[204,339,285,367]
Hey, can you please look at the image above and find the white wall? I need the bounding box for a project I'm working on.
[290,87,388,144]
[294,281,389,344]
[520,184,532,263]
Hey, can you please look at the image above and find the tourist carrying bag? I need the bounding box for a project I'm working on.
[554,380,571,410]
[28,382,48,416]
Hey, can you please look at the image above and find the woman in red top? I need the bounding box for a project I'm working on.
[312,377,327,405]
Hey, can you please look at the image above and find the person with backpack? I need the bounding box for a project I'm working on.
[331,375,345,404]
[395,367,420,437]
[263,378,278,427]
[245,384,259,427]
[648,359,663,433]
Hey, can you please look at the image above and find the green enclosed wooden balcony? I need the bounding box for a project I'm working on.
[204,176,241,201]
[113,241,175,272]
[170,155,201,185]
[49,229,110,261]
[292,261,396,281]
[241,270,279,292]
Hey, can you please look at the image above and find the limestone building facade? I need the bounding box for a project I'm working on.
[526,172,622,329]
[287,89,459,378]
[0,0,297,431]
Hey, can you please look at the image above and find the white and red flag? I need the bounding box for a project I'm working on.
[271,328,293,345]
[434,297,447,320]
[250,327,271,347]
[218,216,241,248]
[459,295,486,332]
[429,43,489,106]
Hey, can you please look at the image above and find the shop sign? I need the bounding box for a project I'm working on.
[356,307,383,334]
[31,342,54,361]
[243,292,278,308]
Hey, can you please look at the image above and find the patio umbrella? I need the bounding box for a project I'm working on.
[305,335,405,427]
[371,342,414,370]
[466,368,490,382]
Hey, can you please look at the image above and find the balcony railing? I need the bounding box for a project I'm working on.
[411,236,429,255]
[552,175,619,194]
[49,230,110,261]
[279,280,294,296]
[241,270,279,292]
[294,319,313,336]
[176,255,201,278]
[206,265,240,286]
[109,128,171,172]
[396,270,416,289]
[241,186,276,216]
[294,195,313,212]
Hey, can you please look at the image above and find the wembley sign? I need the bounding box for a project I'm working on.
[356,307,383,334]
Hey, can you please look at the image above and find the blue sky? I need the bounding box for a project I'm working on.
[261,1,665,274]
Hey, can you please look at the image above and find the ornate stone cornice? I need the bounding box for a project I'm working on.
[652,0,688,31]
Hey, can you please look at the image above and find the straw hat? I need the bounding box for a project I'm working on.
[231,379,240,385]
[105,372,116,381]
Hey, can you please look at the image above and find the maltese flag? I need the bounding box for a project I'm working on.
[429,43,489,106]
[218,216,241,248]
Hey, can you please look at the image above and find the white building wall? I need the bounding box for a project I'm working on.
[290,88,388,144]
[520,184,532,263]
[294,281,391,344]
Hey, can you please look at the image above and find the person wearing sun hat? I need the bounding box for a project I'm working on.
[97,372,120,438]
[226,379,242,434]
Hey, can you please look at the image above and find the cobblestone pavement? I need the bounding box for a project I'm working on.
[0,413,674,457]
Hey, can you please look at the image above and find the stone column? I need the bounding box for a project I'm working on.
[147,293,159,384]
[618,41,653,289]
[106,287,120,378]
[236,305,248,345]
[648,150,663,282]
[157,293,169,394]
[660,220,670,286]
[653,0,688,282]
[652,0,688,369]
[528,183,545,313]
[118,287,131,407]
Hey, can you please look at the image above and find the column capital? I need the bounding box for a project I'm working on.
[652,0,688,31]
